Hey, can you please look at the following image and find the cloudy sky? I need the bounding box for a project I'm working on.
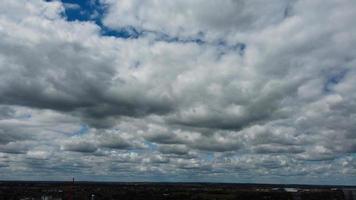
[0,0,355,185]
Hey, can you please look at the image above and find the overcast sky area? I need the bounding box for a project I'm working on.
[0,0,356,185]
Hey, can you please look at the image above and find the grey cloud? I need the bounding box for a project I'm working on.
[62,141,98,153]
[0,141,31,154]
[99,139,131,150]
[145,131,181,145]
[145,154,170,164]
[189,136,241,152]
[0,126,29,145]
[253,144,304,154]
[0,106,15,120]
[0,38,173,124]
[0,120,38,145]
[296,146,340,161]
[0,163,9,168]
[158,145,190,155]
[145,126,241,152]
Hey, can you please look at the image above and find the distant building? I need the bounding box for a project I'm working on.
[41,196,62,200]
[284,188,298,193]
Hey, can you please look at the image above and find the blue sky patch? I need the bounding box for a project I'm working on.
[324,69,349,92]
[52,0,140,39]
[72,124,90,135]
[54,0,247,46]
[60,0,103,22]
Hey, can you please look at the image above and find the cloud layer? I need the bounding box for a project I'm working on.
[0,0,355,184]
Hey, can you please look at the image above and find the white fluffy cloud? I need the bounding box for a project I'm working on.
[102,0,292,38]
[0,0,355,184]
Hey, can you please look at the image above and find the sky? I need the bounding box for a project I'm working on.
[0,0,355,185]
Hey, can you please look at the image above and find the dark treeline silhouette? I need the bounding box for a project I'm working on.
[0,181,354,200]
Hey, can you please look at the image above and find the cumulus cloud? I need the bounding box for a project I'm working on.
[0,0,355,184]
[102,0,293,38]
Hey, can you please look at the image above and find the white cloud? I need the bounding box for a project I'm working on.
[102,0,292,39]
